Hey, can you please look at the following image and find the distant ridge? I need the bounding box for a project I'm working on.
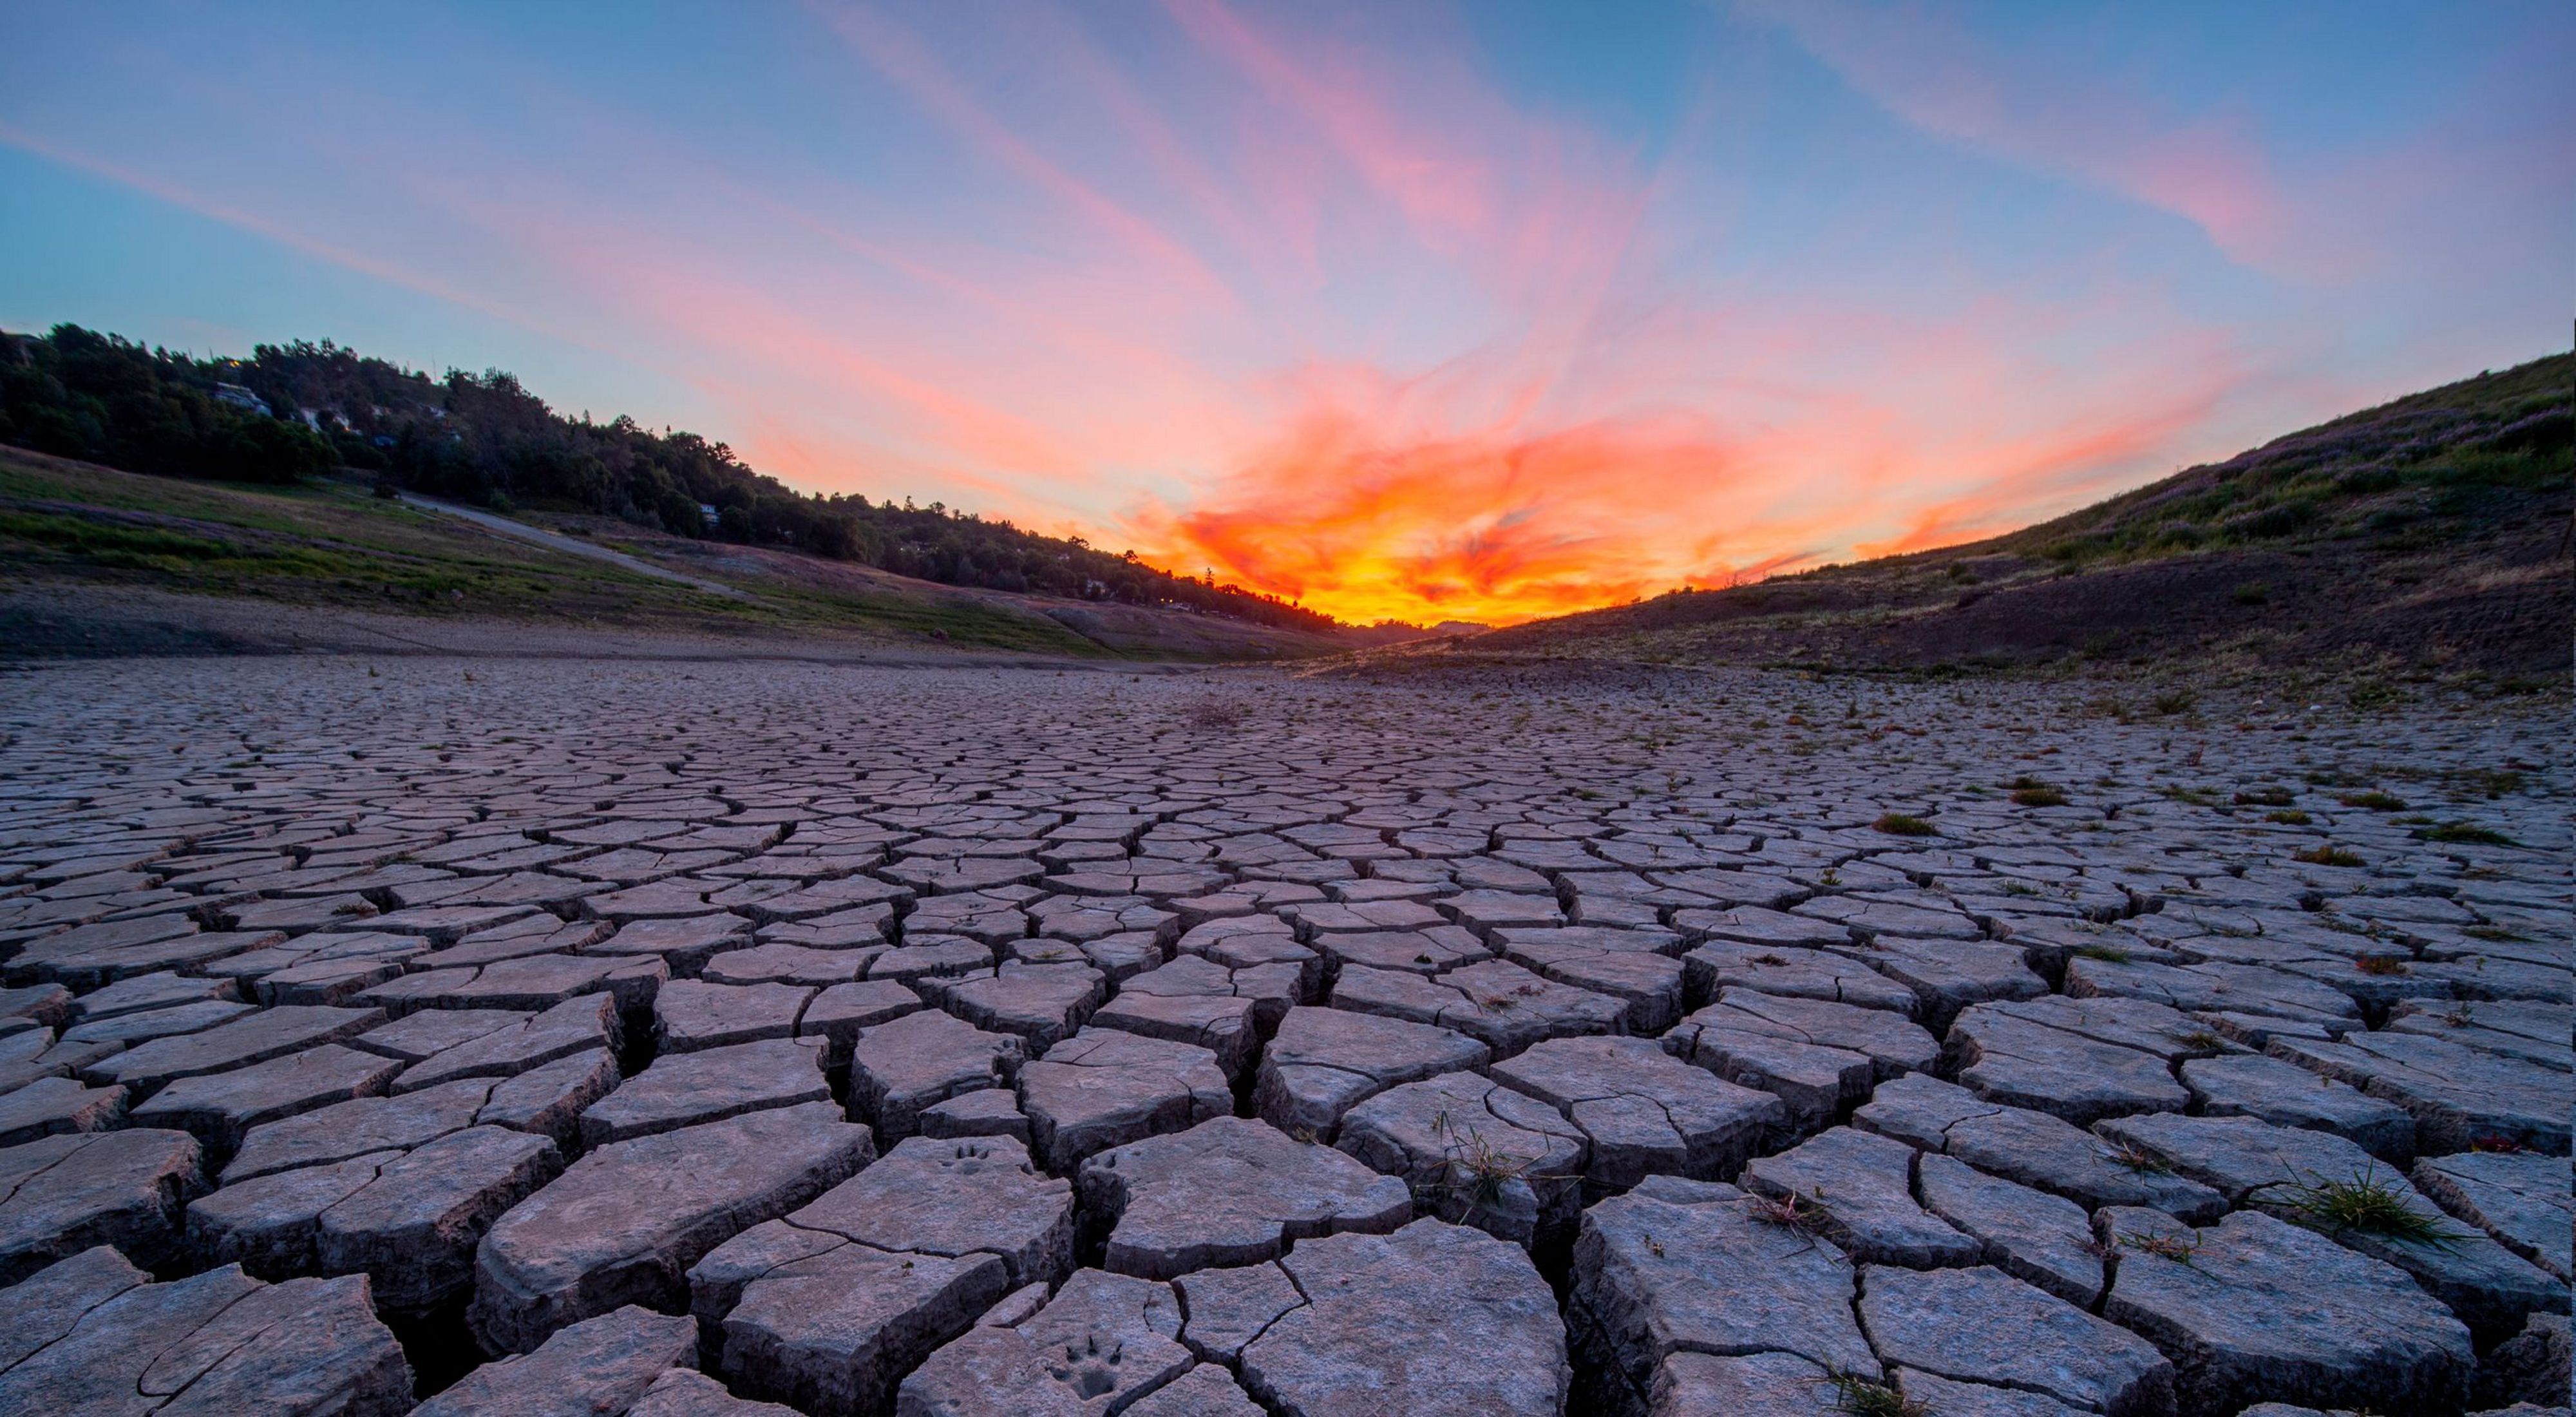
[1473,352,2572,679]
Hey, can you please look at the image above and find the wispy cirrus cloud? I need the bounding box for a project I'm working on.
[1730,0,2329,276]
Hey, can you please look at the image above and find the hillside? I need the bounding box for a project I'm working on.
[0,446,1348,661]
[0,324,1338,636]
[1471,352,2571,683]
[6,325,2562,672]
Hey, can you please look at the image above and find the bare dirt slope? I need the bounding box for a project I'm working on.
[393,491,750,598]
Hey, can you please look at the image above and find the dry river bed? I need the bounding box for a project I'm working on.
[0,656,2565,1417]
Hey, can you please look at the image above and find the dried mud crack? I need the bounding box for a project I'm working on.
[0,657,2564,1417]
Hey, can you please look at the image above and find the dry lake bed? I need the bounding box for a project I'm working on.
[0,656,2564,1417]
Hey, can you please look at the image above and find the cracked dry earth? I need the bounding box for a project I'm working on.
[0,658,2566,1417]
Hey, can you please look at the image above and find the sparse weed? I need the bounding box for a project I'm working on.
[2275,1172,2466,1248]
[2070,942,2133,964]
[2119,1229,2204,1266]
[2266,808,2313,824]
[1447,1135,1537,1204]
[1184,698,1249,730]
[2151,690,2198,716]
[1743,1189,1832,1233]
[1426,1114,1558,1208]
[1873,813,1937,837]
[1816,1370,1928,1417]
[2012,785,2069,807]
[2353,955,2410,977]
[2234,786,2297,806]
[2293,844,2365,868]
[2416,822,2517,846]
[2107,1141,2172,1175]
[2446,767,2526,799]
[2338,790,2408,811]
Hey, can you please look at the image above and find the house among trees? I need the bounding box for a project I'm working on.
[212,382,271,415]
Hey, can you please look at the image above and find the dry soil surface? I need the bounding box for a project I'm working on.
[0,657,2564,1417]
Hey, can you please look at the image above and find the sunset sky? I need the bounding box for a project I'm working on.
[4,3,2568,625]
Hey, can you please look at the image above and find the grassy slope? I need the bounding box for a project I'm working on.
[0,448,1340,659]
[1477,353,2572,681]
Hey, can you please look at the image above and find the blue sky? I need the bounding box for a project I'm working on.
[3,1,2567,620]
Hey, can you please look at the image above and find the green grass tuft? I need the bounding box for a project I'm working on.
[1873,812,1937,837]
[2277,1173,2467,1248]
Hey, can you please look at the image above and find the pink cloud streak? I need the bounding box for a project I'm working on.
[1734,0,2341,275]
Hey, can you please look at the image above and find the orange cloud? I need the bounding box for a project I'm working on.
[1127,294,2253,625]
[1132,408,1725,623]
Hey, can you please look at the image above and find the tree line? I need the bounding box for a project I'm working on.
[0,323,1338,632]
